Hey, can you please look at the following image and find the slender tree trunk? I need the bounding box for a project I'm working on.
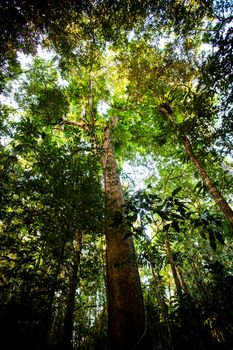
[150,264,174,350]
[62,230,82,350]
[101,123,147,350]
[151,265,168,313]
[191,262,210,302]
[45,237,68,348]
[164,232,182,293]
[176,264,189,294]
[159,104,233,228]
[182,136,233,226]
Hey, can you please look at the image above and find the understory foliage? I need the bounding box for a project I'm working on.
[0,1,232,349]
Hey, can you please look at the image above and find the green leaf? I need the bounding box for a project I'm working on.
[172,187,182,197]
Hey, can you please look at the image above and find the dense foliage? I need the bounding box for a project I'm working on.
[0,1,232,349]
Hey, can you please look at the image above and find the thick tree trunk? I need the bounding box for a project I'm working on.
[62,230,82,350]
[62,118,148,348]
[101,124,147,350]
[159,104,233,228]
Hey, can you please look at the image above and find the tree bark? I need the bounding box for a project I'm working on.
[159,104,233,228]
[101,123,147,350]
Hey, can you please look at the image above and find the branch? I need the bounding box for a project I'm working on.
[159,103,172,116]
[62,120,88,130]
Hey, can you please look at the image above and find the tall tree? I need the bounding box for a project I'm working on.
[9,54,148,348]
[1,1,232,348]
[63,110,147,349]
[159,103,233,227]
[101,120,146,349]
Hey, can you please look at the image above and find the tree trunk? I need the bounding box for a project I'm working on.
[191,261,210,302]
[159,104,233,228]
[176,264,189,294]
[182,136,233,227]
[164,232,182,293]
[150,264,174,349]
[101,123,147,350]
[62,117,148,348]
[62,230,82,350]
[151,265,168,314]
